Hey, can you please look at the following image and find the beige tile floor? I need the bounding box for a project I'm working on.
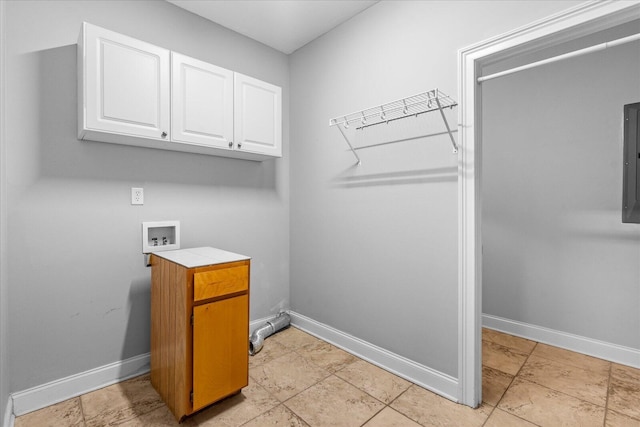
[15,327,640,427]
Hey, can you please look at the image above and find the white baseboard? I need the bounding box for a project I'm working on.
[11,314,284,419]
[288,311,459,402]
[10,311,466,418]
[483,314,640,369]
[11,353,150,417]
[3,397,13,427]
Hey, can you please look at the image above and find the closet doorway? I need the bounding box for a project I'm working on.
[457,1,640,408]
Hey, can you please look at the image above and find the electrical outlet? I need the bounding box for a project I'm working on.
[131,187,144,205]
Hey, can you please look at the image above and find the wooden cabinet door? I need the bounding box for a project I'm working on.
[234,73,282,158]
[81,23,170,140]
[192,294,249,411]
[171,52,234,149]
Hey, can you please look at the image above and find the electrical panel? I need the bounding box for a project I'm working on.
[622,102,640,223]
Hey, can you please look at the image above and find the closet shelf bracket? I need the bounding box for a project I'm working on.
[329,88,458,164]
[434,95,458,154]
[335,123,362,165]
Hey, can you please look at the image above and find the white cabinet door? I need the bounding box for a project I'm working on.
[79,22,170,141]
[234,73,282,158]
[171,53,234,149]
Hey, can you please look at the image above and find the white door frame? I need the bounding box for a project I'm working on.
[0,0,10,424]
[457,0,640,407]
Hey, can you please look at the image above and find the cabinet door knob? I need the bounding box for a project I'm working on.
[228,141,233,148]
[161,132,167,138]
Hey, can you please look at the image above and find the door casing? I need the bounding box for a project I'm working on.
[456,0,640,407]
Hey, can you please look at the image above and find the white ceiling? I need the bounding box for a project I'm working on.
[166,0,379,54]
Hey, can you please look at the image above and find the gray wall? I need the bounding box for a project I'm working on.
[482,32,640,349]
[5,0,290,392]
[289,0,582,378]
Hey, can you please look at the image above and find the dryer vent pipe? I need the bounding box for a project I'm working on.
[249,312,290,356]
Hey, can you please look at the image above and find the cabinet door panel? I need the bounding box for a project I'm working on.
[234,73,282,157]
[193,294,248,411]
[83,23,170,139]
[172,53,234,148]
[101,43,159,126]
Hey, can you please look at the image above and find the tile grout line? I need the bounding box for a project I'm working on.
[261,331,491,427]
[522,340,616,377]
[332,360,413,408]
[77,395,87,427]
[478,352,501,427]
[484,338,534,400]
[508,341,613,413]
[236,379,282,427]
[281,401,309,426]
[487,339,545,427]
[19,329,637,426]
[279,363,390,427]
[276,327,462,427]
[291,344,358,376]
[509,368,613,425]
[384,384,419,425]
[279,373,337,424]
[604,365,640,424]
[331,363,409,427]
[517,339,612,414]
[251,333,356,426]
[249,348,295,370]
[504,376,611,425]
[236,403,285,427]
[476,334,526,427]
[357,404,386,427]
[602,362,612,427]
[248,339,324,426]
[479,399,497,427]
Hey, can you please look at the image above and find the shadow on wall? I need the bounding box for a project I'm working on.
[332,166,457,188]
[352,130,458,152]
[35,44,277,190]
[329,114,459,187]
[118,276,164,423]
[121,276,151,366]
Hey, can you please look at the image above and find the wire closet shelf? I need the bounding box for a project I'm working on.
[329,88,458,164]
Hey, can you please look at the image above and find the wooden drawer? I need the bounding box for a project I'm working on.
[194,266,248,302]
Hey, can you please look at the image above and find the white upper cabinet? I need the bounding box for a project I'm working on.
[78,22,282,161]
[78,22,170,142]
[171,52,234,150]
[234,73,282,158]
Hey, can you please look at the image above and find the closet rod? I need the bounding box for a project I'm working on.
[478,32,640,83]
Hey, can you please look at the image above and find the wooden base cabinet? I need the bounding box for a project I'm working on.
[150,248,250,421]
